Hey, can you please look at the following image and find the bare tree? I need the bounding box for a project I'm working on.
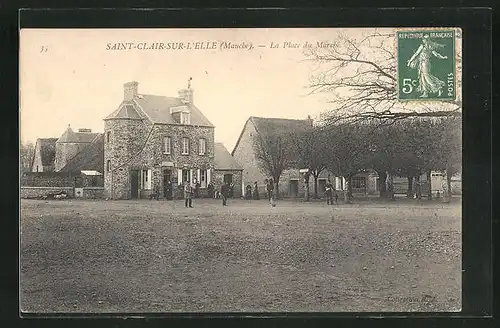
[20,141,35,174]
[322,123,371,203]
[303,29,462,125]
[253,130,296,200]
[293,128,328,199]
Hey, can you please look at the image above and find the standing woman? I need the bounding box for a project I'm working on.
[268,178,276,207]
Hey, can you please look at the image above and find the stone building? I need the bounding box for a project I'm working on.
[31,138,58,172]
[231,116,341,198]
[54,126,101,171]
[103,81,241,199]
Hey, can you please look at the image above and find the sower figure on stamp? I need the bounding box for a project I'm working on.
[407,34,448,98]
[184,181,193,208]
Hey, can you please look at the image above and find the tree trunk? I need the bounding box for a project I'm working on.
[313,175,319,199]
[378,171,387,198]
[347,175,354,202]
[415,175,421,199]
[386,172,395,200]
[406,176,414,198]
[427,169,433,200]
[274,177,280,200]
[344,178,350,203]
[304,173,310,202]
[445,169,452,203]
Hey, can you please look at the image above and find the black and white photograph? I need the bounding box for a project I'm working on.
[20,27,462,313]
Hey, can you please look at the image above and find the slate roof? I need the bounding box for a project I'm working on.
[251,116,312,136]
[57,126,101,143]
[104,103,143,120]
[214,143,243,170]
[35,138,58,167]
[59,134,104,173]
[105,95,214,127]
[231,116,313,155]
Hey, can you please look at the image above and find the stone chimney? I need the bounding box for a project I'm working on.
[307,115,314,127]
[124,81,139,101]
[178,77,194,104]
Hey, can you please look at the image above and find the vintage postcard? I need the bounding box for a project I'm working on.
[20,27,462,313]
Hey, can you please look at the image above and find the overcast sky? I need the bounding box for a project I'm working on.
[20,28,388,151]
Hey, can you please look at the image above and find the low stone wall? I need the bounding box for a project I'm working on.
[82,187,105,199]
[21,186,105,199]
[21,186,74,199]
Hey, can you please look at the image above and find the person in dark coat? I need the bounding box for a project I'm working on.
[207,182,214,198]
[221,182,229,206]
[245,184,252,200]
[268,178,276,206]
[253,181,260,200]
[229,182,234,198]
[184,182,193,208]
[325,180,334,205]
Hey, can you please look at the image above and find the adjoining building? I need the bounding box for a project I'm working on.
[231,116,343,198]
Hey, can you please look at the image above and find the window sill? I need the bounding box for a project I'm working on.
[163,152,171,155]
[181,153,190,156]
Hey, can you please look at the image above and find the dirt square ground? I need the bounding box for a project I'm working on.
[20,197,461,313]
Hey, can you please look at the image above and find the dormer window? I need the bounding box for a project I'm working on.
[170,106,190,125]
[181,112,190,124]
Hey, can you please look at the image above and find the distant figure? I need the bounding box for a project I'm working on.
[195,180,201,198]
[184,182,193,208]
[266,179,275,202]
[333,185,338,204]
[245,184,252,200]
[325,180,334,205]
[229,182,235,198]
[268,178,276,207]
[253,181,260,200]
[165,180,173,200]
[207,182,214,198]
[221,182,229,206]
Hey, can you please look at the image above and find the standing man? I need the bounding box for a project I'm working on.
[326,180,334,205]
[245,184,252,200]
[184,181,193,208]
[253,181,260,200]
[221,182,229,206]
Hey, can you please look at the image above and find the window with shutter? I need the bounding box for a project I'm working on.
[182,137,190,155]
[164,136,171,154]
[199,138,206,155]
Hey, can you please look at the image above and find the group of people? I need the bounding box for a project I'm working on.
[182,178,338,208]
[183,179,235,208]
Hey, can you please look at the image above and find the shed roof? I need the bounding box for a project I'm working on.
[57,126,101,143]
[59,134,104,173]
[214,143,243,170]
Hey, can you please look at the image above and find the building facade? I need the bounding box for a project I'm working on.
[232,116,344,198]
[104,81,240,200]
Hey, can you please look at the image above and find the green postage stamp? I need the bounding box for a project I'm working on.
[397,29,456,101]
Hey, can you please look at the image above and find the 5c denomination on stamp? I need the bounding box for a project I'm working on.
[397,29,457,101]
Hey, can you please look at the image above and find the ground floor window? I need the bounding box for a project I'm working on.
[140,169,152,189]
[200,169,207,188]
[182,169,190,183]
[224,174,233,184]
[352,176,366,189]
